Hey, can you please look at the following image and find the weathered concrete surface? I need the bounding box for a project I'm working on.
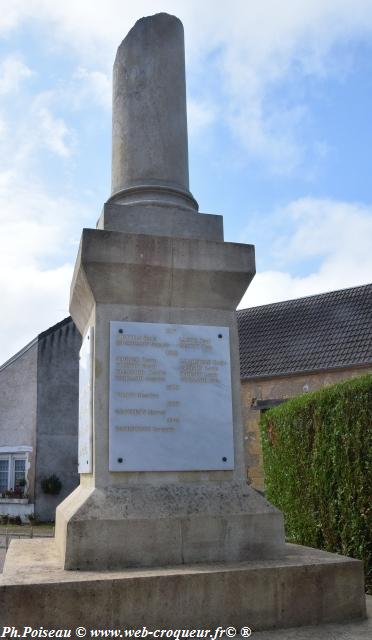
[97,201,224,240]
[55,484,284,570]
[69,228,255,335]
[254,597,371,640]
[111,14,197,210]
[56,293,286,570]
[0,540,366,630]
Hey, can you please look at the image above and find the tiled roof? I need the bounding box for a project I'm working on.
[237,283,372,380]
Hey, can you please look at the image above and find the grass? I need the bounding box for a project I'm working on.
[0,523,54,533]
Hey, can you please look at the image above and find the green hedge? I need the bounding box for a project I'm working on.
[260,374,372,593]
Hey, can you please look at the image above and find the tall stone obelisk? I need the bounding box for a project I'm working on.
[55,12,285,570]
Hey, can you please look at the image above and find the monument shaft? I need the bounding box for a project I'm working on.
[111,13,197,210]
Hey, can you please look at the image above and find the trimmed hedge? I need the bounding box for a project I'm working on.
[260,374,372,593]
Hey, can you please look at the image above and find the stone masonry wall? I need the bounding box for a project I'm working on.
[0,342,38,500]
[241,365,372,493]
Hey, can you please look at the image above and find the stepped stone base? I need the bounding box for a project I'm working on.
[55,484,286,570]
[0,539,366,631]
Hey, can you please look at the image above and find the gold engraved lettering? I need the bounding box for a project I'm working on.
[167,400,180,407]
[166,384,179,391]
[115,409,147,415]
[142,357,157,368]
[116,369,143,376]
[116,392,159,399]
[116,334,170,349]
[178,337,212,351]
[167,417,180,424]
[115,408,165,416]
[116,426,152,432]
[179,358,221,384]
[146,373,166,381]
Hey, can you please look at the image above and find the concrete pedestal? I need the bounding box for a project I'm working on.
[0,539,366,630]
[55,483,284,570]
[53,218,270,571]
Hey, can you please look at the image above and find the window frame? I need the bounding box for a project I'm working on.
[0,453,27,495]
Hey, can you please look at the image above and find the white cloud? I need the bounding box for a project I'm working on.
[0,170,92,364]
[73,68,111,111]
[0,55,32,95]
[187,98,218,136]
[239,197,372,308]
[2,1,372,170]
[0,85,75,166]
[0,263,73,365]
[37,106,73,157]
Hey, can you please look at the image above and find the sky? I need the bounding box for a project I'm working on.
[1,0,372,364]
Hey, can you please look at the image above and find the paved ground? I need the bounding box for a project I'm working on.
[0,528,54,572]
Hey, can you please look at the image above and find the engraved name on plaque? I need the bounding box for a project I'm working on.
[78,327,93,473]
[109,321,234,471]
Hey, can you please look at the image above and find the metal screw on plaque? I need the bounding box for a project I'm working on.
[118,329,123,334]
[222,457,227,462]
[218,334,223,338]
[118,458,123,463]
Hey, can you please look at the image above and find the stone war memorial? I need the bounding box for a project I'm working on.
[0,13,367,633]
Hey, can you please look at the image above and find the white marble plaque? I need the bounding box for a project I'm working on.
[109,321,234,471]
[78,327,93,473]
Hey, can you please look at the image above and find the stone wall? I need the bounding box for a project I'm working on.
[34,320,81,521]
[241,365,372,492]
[0,341,38,500]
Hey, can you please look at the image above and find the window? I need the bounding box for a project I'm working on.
[0,454,27,497]
[0,459,8,492]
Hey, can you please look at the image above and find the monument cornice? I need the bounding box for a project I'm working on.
[70,228,255,334]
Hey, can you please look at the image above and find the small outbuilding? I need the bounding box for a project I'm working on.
[238,283,372,491]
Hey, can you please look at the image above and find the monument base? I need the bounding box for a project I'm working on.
[0,539,366,630]
[55,483,285,570]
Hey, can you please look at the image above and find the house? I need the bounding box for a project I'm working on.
[238,283,372,492]
[0,318,80,521]
[1,282,371,520]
